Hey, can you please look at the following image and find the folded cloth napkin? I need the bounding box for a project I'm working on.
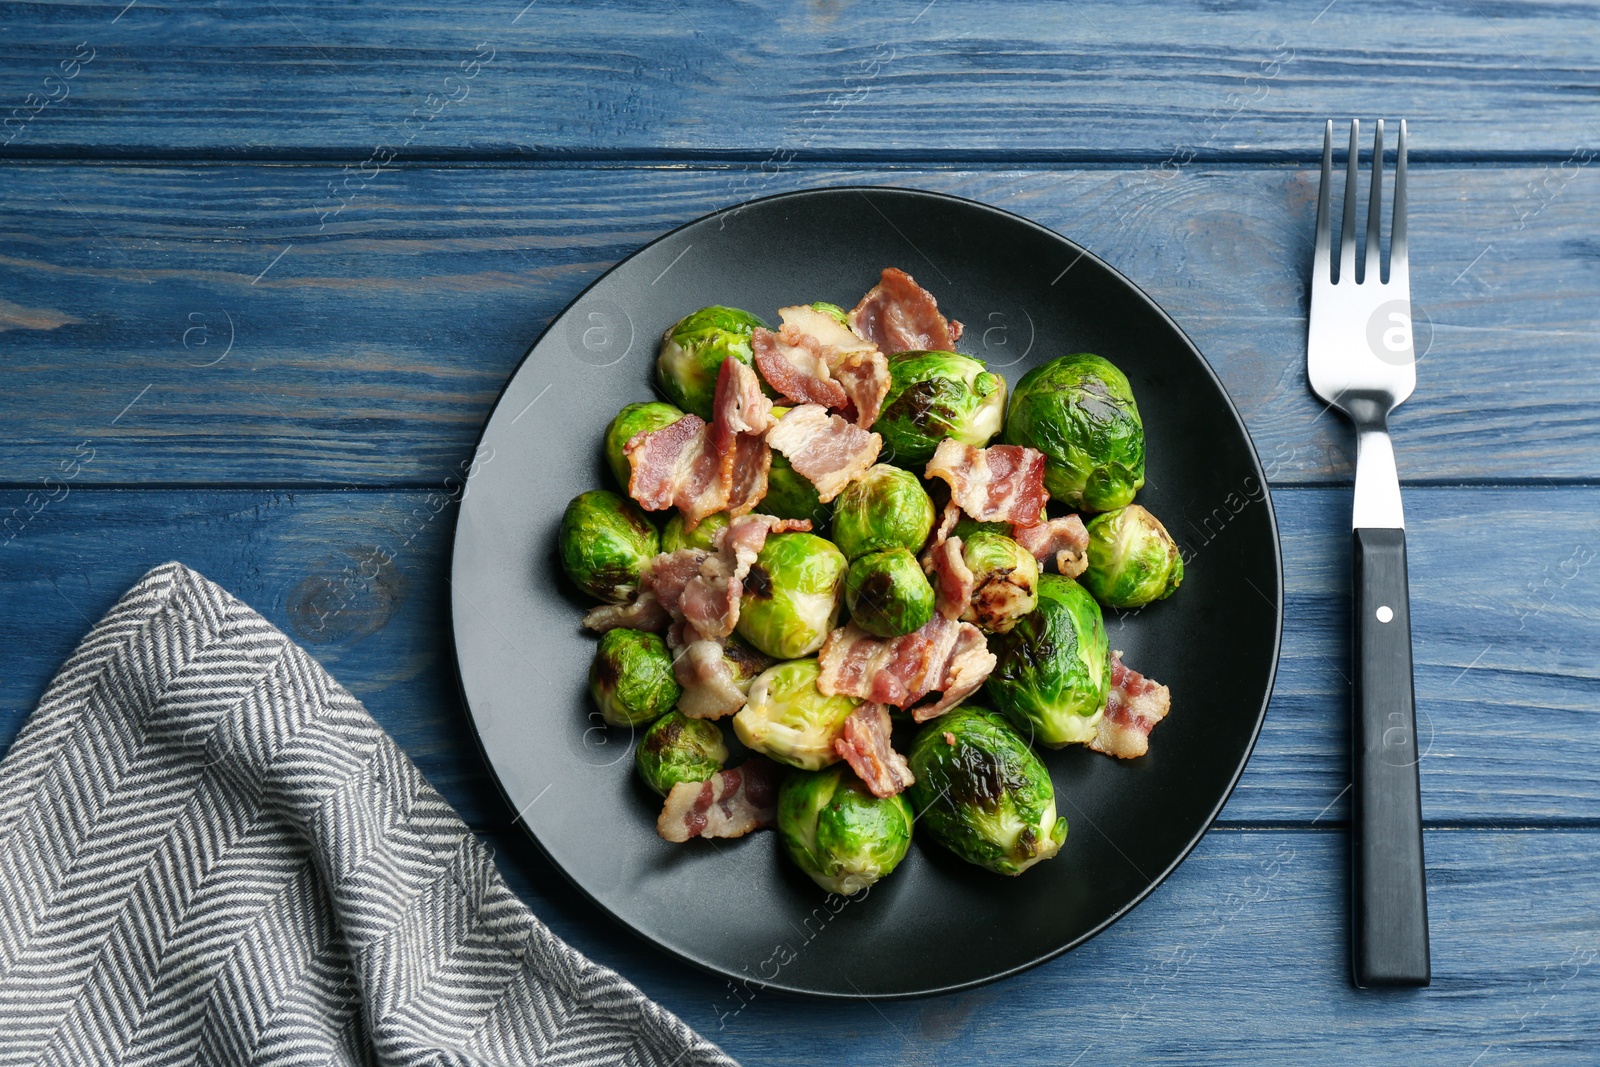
[0,562,737,1066]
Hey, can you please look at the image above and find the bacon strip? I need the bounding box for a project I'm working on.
[752,326,848,410]
[712,356,775,450]
[625,415,726,528]
[925,439,1049,525]
[765,404,882,504]
[580,590,670,634]
[657,758,784,842]
[751,306,890,429]
[1013,515,1089,578]
[847,267,963,354]
[1088,652,1171,759]
[923,536,974,622]
[817,615,993,722]
[834,703,915,798]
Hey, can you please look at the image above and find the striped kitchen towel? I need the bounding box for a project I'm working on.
[0,562,737,1066]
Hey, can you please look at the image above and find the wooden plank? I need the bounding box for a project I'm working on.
[486,826,1600,1065]
[1,486,1594,827]
[1,1,1596,158]
[2,162,1596,485]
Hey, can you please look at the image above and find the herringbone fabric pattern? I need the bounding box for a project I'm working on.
[0,562,737,1067]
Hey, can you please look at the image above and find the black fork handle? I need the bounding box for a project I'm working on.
[1351,526,1430,986]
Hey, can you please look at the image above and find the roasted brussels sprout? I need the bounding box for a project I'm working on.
[662,510,729,554]
[985,574,1110,747]
[876,351,1007,467]
[603,401,684,490]
[1082,504,1184,608]
[778,765,914,894]
[736,532,847,659]
[829,464,936,560]
[759,409,832,529]
[733,658,860,770]
[1004,353,1145,511]
[635,710,729,795]
[907,706,1067,876]
[845,548,936,638]
[656,305,766,419]
[589,628,681,727]
[559,490,660,603]
[960,531,1039,634]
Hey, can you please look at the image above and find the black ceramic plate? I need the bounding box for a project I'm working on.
[450,187,1282,999]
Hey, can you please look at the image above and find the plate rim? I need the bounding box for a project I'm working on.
[449,183,1285,1000]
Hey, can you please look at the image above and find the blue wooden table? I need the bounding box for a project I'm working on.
[3,2,1598,1062]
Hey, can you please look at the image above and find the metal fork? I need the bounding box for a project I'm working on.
[1308,118,1430,988]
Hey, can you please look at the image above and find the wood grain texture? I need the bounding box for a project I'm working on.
[3,162,1597,485]
[484,825,1600,1065]
[1,1,1596,159]
[2,486,1594,828]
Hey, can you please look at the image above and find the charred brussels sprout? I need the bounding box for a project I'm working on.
[907,706,1067,876]
[829,464,936,560]
[845,548,936,638]
[1004,353,1144,511]
[588,629,681,727]
[736,532,847,659]
[759,409,832,529]
[559,490,659,603]
[635,711,728,795]
[1082,504,1185,608]
[662,510,729,554]
[985,574,1110,747]
[778,765,914,894]
[960,532,1039,634]
[876,351,1007,467]
[656,305,766,419]
[734,658,860,770]
[603,401,684,490]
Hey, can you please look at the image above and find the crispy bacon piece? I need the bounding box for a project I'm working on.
[817,615,993,722]
[752,325,849,410]
[581,590,670,634]
[712,356,775,450]
[765,404,882,503]
[624,415,726,529]
[722,434,771,518]
[834,703,915,798]
[677,514,811,642]
[1088,652,1171,759]
[1013,515,1089,578]
[657,757,784,843]
[909,624,996,723]
[752,306,890,429]
[848,267,963,354]
[923,536,974,622]
[925,439,1049,525]
[671,635,749,720]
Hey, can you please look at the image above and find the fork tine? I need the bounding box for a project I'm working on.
[1314,120,1332,283]
[1339,119,1360,283]
[1390,119,1408,283]
[1365,119,1384,284]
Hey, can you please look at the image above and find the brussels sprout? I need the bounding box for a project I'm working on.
[1003,353,1145,511]
[985,574,1110,747]
[736,532,847,659]
[589,628,681,727]
[1082,504,1185,608]
[604,401,684,490]
[559,490,660,603]
[662,510,730,554]
[960,532,1039,634]
[876,351,1007,467]
[656,305,766,419]
[759,406,833,529]
[907,706,1067,876]
[829,464,936,560]
[734,658,861,770]
[808,301,850,326]
[778,765,914,894]
[635,710,729,795]
[845,548,936,638]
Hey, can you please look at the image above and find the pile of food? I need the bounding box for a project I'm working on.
[559,268,1184,895]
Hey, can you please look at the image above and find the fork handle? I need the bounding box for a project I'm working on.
[1352,526,1431,987]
